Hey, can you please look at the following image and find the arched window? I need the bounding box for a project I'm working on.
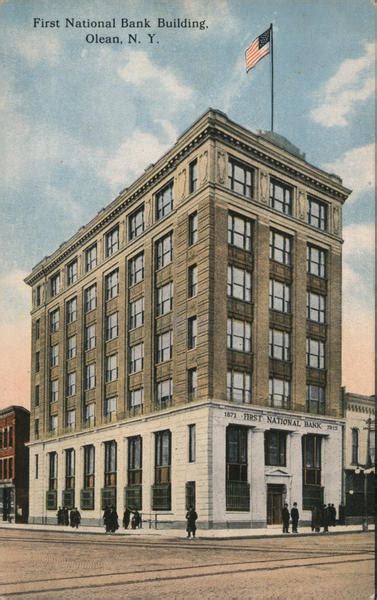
[351,428,359,465]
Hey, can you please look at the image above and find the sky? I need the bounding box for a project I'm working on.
[0,0,375,410]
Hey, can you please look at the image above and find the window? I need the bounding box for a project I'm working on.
[188,264,198,297]
[105,312,118,341]
[34,419,39,439]
[129,297,144,329]
[227,265,251,302]
[156,378,173,406]
[226,426,249,511]
[129,205,144,240]
[228,158,253,198]
[84,324,96,351]
[104,397,117,418]
[50,380,58,403]
[35,285,42,306]
[306,338,325,369]
[105,354,118,382]
[188,368,197,400]
[66,297,77,323]
[66,409,76,429]
[129,387,144,409]
[351,429,359,464]
[156,232,173,269]
[67,335,76,359]
[85,363,96,389]
[269,329,290,361]
[85,244,97,272]
[50,344,59,367]
[156,181,173,220]
[49,415,58,433]
[105,226,119,257]
[308,196,327,230]
[67,372,76,396]
[35,384,40,406]
[3,430,7,448]
[129,252,144,286]
[65,449,75,489]
[188,211,198,245]
[227,370,251,403]
[50,309,60,333]
[35,319,40,340]
[188,424,196,463]
[227,318,251,352]
[35,454,39,479]
[156,282,173,316]
[187,316,197,349]
[302,435,322,485]
[155,430,171,483]
[157,331,173,363]
[9,427,13,448]
[105,269,119,301]
[269,179,292,215]
[269,230,292,266]
[84,403,95,425]
[189,160,198,194]
[307,292,326,323]
[49,452,58,490]
[35,351,40,372]
[307,385,325,415]
[67,260,78,285]
[50,273,60,297]
[269,378,290,409]
[269,280,291,313]
[228,213,252,251]
[104,441,117,487]
[307,245,326,278]
[84,284,97,312]
[128,436,142,484]
[265,430,287,466]
[129,343,144,373]
[84,445,95,488]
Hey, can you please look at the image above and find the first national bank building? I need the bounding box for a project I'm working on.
[25,110,350,528]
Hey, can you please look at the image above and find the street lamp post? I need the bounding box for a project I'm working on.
[354,466,370,531]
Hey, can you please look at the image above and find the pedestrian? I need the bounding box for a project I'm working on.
[338,504,345,526]
[103,505,111,533]
[311,506,321,533]
[73,507,81,529]
[109,506,119,533]
[123,507,131,529]
[185,506,198,539]
[57,507,63,525]
[290,502,299,533]
[131,509,141,529]
[63,506,69,526]
[321,504,329,533]
[282,503,290,533]
[331,504,337,526]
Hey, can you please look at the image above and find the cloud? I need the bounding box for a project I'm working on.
[118,51,193,101]
[323,144,374,202]
[310,42,375,127]
[101,123,177,189]
[14,31,62,66]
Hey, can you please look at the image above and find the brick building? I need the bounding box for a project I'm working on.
[25,109,350,528]
[0,406,30,522]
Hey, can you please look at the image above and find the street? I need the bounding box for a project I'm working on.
[0,530,374,599]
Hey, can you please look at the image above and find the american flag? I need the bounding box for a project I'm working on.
[245,28,271,73]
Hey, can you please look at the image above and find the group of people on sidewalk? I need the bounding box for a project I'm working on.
[102,506,142,533]
[56,506,81,528]
[281,502,338,534]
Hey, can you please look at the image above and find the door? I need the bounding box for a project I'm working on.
[3,489,11,521]
[267,484,285,525]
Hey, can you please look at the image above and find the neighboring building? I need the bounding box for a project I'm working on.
[25,109,350,528]
[0,406,30,522]
[344,391,375,519]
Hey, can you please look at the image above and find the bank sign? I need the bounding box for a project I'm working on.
[223,409,339,431]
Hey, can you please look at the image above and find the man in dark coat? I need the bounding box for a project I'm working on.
[282,503,290,533]
[131,510,141,529]
[103,506,111,533]
[321,504,329,532]
[57,507,63,525]
[63,507,69,526]
[109,506,119,533]
[311,506,321,532]
[123,507,131,529]
[330,504,337,526]
[185,507,198,538]
[290,502,299,533]
[72,507,81,529]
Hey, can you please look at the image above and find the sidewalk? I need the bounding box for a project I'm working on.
[0,521,374,540]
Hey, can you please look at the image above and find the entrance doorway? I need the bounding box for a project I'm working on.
[2,489,11,521]
[267,484,286,525]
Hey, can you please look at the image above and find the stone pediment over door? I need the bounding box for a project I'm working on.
[265,468,291,478]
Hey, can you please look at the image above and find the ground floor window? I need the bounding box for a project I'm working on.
[302,434,323,509]
[226,426,250,511]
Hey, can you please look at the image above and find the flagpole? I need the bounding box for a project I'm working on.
[270,23,274,132]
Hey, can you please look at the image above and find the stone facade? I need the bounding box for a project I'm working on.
[25,109,350,528]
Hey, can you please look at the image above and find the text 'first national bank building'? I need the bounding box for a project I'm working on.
[25,110,350,528]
